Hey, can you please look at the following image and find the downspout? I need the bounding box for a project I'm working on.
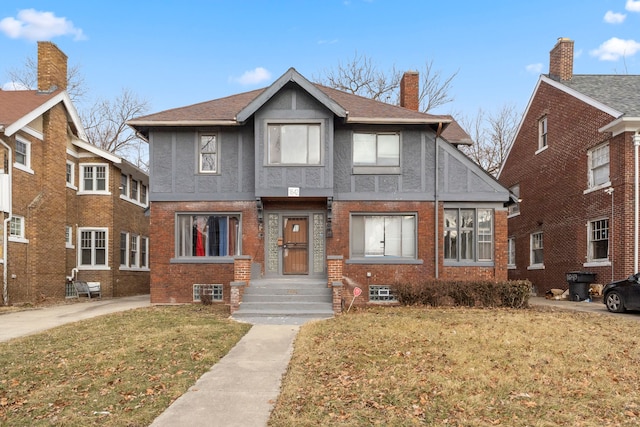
[1,129,12,306]
[634,132,640,273]
[434,122,443,279]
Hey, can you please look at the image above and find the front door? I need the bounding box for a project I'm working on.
[283,216,308,275]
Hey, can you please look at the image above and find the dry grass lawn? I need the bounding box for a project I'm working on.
[270,305,640,427]
[0,304,250,426]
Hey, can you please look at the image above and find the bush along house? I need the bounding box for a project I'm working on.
[128,68,511,317]
[498,37,640,297]
[0,42,150,305]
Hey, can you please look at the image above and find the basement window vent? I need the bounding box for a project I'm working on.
[369,285,396,302]
[193,284,223,302]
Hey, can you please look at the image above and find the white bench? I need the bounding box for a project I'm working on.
[73,281,102,299]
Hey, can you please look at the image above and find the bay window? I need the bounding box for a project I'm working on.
[444,208,494,262]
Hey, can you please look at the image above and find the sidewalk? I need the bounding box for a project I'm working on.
[528,295,611,315]
[0,294,150,342]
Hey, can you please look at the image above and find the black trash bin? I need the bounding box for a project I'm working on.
[566,271,596,301]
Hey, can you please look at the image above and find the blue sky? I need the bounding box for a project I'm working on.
[2,0,640,121]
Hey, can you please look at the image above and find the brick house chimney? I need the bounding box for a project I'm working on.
[37,41,68,91]
[400,71,420,111]
[549,37,574,81]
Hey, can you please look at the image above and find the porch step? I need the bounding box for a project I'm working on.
[232,278,334,323]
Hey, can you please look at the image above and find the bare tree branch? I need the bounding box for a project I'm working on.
[459,104,520,176]
[315,52,456,113]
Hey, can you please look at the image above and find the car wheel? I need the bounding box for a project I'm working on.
[606,291,625,313]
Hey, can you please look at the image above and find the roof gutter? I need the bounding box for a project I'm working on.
[127,120,240,127]
[346,117,452,125]
[0,126,12,305]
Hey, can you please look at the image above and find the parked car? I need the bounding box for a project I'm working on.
[603,273,640,312]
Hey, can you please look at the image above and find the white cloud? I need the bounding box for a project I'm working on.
[2,81,30,90]
[230,67,272,85]
[604,11,626,23]
[526,63,543,74]
[626,0,640,12]
[0,9,86,41]
[590,37,640,60]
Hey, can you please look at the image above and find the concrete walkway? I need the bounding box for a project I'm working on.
[150,323,300,427]
[0,294,150,342]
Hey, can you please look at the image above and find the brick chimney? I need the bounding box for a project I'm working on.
[549,37,574,81]
[37,41,68,91]
[400,71,419,111]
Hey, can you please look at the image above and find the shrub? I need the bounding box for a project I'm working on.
[394,279,531,309]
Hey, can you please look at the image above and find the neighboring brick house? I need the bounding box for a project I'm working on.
[128,67,511,307]
[498,37,640,295]
[0,42,150,305]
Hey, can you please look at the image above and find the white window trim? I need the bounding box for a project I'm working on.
[65,225,74,249]
[66,160,77,190]
[120,232,129,268]
[528,232,544,270]
[78,163,110,195]
[14,136,34,175]
[537,116,548,151]
[199,133,219,174]
[77,227,110,271]
[119,233,150,271]
[585,143,610,192]
[586,217,610,263]
[507,236,516,269]
[119,174,149,208]
[8,215,28,244]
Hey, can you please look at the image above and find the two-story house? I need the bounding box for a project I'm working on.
[498,37,640,296]
[0,42,150,305]
[129,67,510,309]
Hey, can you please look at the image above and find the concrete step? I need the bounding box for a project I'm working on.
[242,293,332,303]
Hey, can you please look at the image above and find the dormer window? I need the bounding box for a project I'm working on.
[267,124,321,165]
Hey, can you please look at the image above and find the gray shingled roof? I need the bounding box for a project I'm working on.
[555,74,640,117]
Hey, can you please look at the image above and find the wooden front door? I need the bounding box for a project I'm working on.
[283,216,308,275]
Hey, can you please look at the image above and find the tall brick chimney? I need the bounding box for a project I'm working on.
[37,41,68,91]
[400,71,419,111]
[549,37,574,81]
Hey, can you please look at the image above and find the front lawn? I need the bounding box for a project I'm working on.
[0,305,250,426]
[270,306,640,426]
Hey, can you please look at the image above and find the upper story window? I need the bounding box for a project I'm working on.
[350,214,416,259]
[66,161,76,189]
[444,208,494,263]
[199,134,218,173]
[588,143,609,189]
[141,185,147,205]
[268,124,321,165]
[530,232,544,268]
[120,174,128,196]
[9,215,27,242]
[353,133,400,166]
[588,219,609,262]
[80,164,108,193]
[538,116,548,151]
[131,179,139,201]
[176,214,241,258]
[14,137,33,174]
[508,184,520,216]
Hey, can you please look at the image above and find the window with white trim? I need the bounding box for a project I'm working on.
[80,164,108,193]
[530,232,544,267]
[9,215,25,241]
[129,234,139,268]
[369,285,397,302]
[588,144,609,188]
[120,174,128,196]
[120,232,128,266]
[353,132,400,167]
[508,237,516,268]
[444,208,494,262]
[176,214,241,257]
[588,219,609,262]
[350,214,416,259]
[140,237,148,268]
[508,184,520,216]
[15,137,30,167]
[268,124,321,165]
[131,179,139,201]
[66,161,76,188]
[79,228,107,267]
[538,116,547,150]
[193,284,223,302]
[141,185,148,205]
[199,134,219,173]
[66,226,74,248]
